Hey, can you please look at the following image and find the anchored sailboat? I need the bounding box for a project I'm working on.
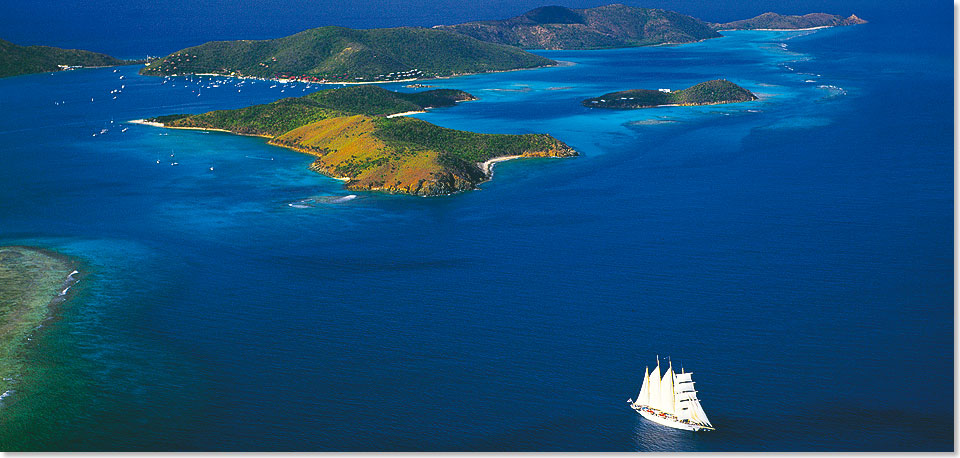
[628,357,714,431]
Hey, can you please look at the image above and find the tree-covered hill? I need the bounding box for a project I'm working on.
[582,79,757,109]
[138,26,555,82]
[436,4,721,50]
[0,39,132,78]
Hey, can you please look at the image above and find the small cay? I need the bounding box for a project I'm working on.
[582,79,757,109]
[710,12,867,30]
[146,85,577,196]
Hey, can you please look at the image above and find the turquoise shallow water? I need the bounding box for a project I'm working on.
[0,24,952,451]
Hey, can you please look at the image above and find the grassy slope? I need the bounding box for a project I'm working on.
[0,246,76,395]
[150,86,576,195]
[0,39,129,78]
[153,86,476,137]
[438,4,721,50]
[138,26,555,81]
[582,79,757,109]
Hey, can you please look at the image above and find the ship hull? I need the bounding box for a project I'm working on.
[631,404,713,432]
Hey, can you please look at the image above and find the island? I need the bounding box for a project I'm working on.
[138,26,555,83]
[140,85,577,195]
[133,7,867,81]
[0,38,136,78]
[436,4,721,50]
[711,12,867,30]
[437,5,866,50]
[582,79,757,109]
[0,246,78,397]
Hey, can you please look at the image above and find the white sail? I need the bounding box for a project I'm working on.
[648,364,661,410]
[690,398,712,427]
[660,362,676,414]
[637,366,650,405]
[673,371,712,427]
[673,371,697,422]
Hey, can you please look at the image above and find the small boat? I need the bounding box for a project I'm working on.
[628,357,714,431]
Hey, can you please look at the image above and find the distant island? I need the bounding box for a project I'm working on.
[134,6,867,80]
[436,4,865,50]
[437,4,720,50]
[711,12,867,30]
[0,246,78,396]
[0,38,136,78]
[138,26,555,83]
[583,79,757,109]
[139,86,576,195]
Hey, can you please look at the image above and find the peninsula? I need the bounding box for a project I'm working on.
[0,246,78,397]
[582,79,757,109]
[0,38,134,78]
[138,26,555,83]
[142,86,576,195]
[711,12,867,30]
[437,4,720,50]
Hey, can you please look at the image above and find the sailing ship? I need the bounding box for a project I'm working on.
[627,357,714,431]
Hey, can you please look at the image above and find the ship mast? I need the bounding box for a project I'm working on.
[661,357,675,414]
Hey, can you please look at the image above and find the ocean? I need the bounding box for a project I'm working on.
[0,5,952,451]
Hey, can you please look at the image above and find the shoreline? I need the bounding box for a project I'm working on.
[586,98,758,110]
[128,119,273,139]
[479,155,524,177]
[385,111,425,118]
[719,25,834,32]
[127,119,164,127]
[140,62,560,86]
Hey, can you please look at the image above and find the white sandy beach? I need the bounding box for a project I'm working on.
[127,119,165,127]
[719,25,834,32]
[386,111,425,118]
[479,155,523,176]
[128,119,271,138]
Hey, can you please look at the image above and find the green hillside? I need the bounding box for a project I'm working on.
[138,26,555,82]
[152,85,476,137]
[437,4,721,50]
[0,39,131,78]
[147,86,575,195]
[583,79,757,109]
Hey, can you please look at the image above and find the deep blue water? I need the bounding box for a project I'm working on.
[0,15,953,452]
